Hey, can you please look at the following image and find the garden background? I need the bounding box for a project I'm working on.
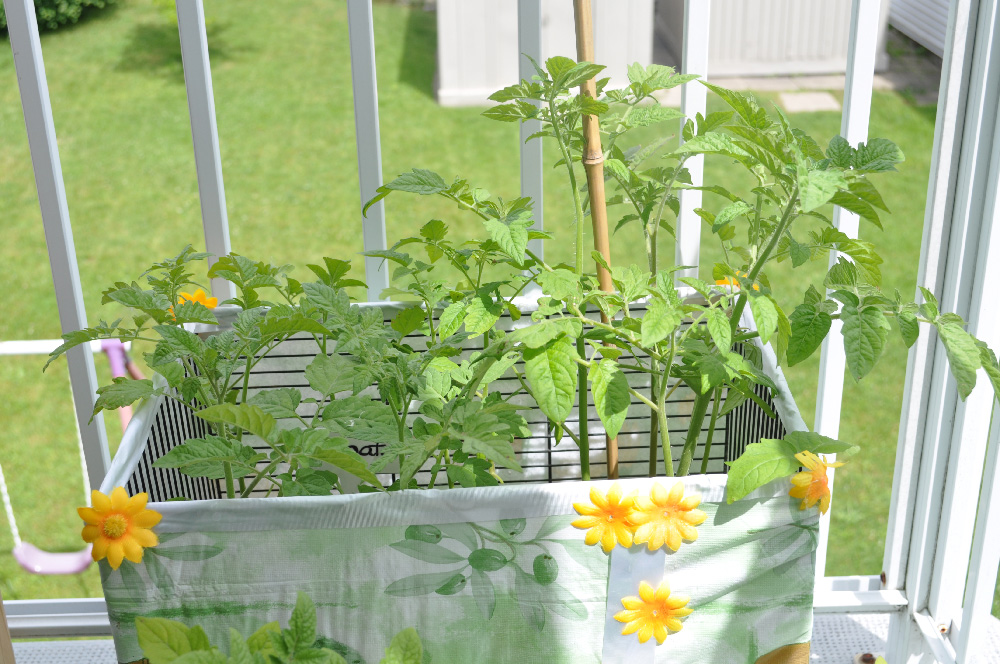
[2,0,995,617]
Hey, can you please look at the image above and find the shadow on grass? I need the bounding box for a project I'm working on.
[114,20,241,83]
[397,6,436,99]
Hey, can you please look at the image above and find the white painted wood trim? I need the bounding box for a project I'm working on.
[175,0,236,302]
[675,0,709,282]
[812,0,881,586]
[2,0,110,490]
[518,0,545,261]
[347,0,390,302]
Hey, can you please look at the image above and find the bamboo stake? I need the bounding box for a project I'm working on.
[573,0,618,479]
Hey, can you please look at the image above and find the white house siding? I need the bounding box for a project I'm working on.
[656,0,890,76]
[436,0,655,107]
[889,0,950,57]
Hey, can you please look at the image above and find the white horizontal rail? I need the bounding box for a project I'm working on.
[3,0,110,490]
[175,0,235,303]
[347,0,390,302]
[3,599,110,638]
[0,340,131,356]
[675,0,710,281]
[812,0,881,586]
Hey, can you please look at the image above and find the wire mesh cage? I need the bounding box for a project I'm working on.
[118,299,800,503]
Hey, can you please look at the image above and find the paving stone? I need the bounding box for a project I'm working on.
[779,91,842,112]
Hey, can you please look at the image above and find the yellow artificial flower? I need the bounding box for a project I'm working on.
[572,483,636,553]
[614,580,693,644]
[177,288,218,310]
[788,450,845,514]
[78,487,161,569]
[630,481,707,552]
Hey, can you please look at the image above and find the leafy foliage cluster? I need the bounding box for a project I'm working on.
[51,58,1000,504]
[0,0,115,31]
[136,591,425,664]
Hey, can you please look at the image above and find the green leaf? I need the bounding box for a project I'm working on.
[389,539,464,564]
[512,318,581,348]
[246,622,280,655]
[307,445,383,489]
[641,297,681,347]
[674,132,749,158]
[385,571,467,597]
[385,628,423,664]
[936,322,981,400]
[826,135,853,168]
[514,567,545,631]
[152,544,225,561]
[152,436,263,480]
[470,570,496,620]
[536,268,581,301]
[391,307,426,337]
[749,296,779,344]
[305,354,357,397]
[852,138,905,172]
[137,616,197,663]
[725,432,856,503]
[841,304,890,380]
[196,404,276,442]
[464,295,504,335]
[590,359,630,438]
[404,525,442,543]
[152,325,207,364]
[897,312,919,348]
[247,388,302,419]
[798,168,848,213]
[385,169,448,195]
[437,300,467,338]
[523,337,578,423]
[170,651,227,664]
[705,308,732,350]
[320,396,399,444]
[484,216,533,260]
[787,304,833,366]
[712,200,754,232]
[289,592,317,651]
[93,378,156,417]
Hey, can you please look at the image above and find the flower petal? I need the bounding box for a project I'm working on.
[131,528,158,548]
[600,529,616,553]
[91,537,109,562]
[584,527,604,547]
[667,481,685,504]
[91,490,111,513]
[133,510,162,529]
[77,507,102,525]
[125,493,148,515]
[106,542,125,569]
[573,503,600,517]
[620,619,643,636]
[607,482,622,505]
[81,525,100,543]
[664,618,684,632]
[110,487,129,511]
[653,623,668,645]
[665,524,682,552]
[123,539,144,564]
[572,516,601,529]
[589,487,609,510]
[682,508,707,525]
[650,483,668,505]
[637,623,653,643]
[679,495,702,510]
[638,581,655,603]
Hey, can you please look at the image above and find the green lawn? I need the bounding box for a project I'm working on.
[1,0,997,617]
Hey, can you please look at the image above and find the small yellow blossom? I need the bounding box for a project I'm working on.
[614,580,692,644]
[630,481,707,552]
[715,271,760,291]
[78,487,161,569]
[177,288,218,310]
[789,450,844,514]
[572,483,636,553]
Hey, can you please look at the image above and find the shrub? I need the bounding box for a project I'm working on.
[1,0,116,31]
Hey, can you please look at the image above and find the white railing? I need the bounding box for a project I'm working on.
[4,0,1000,660]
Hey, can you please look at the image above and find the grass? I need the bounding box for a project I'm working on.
[1,0,997,618]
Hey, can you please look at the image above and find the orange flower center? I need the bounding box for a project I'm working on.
[102,514,128,539]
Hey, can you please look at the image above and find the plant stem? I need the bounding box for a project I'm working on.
[576,336,591,481]
[729,188,799,334]
[700,387,723,475]
[657,337,677,476]
[677,390,712,476]
[223,462,235,499]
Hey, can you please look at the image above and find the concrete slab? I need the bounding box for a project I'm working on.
[779,91,842,113]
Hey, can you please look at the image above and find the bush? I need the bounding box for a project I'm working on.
[1,0,116,31]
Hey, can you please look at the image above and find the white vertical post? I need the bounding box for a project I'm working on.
[675,0,710,280]
[811,0,881,585]
[518,0,545,261]
[347,0,390,302]
[4,0,110,489]
[175,0,236,302]
[883,0,1000,659]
